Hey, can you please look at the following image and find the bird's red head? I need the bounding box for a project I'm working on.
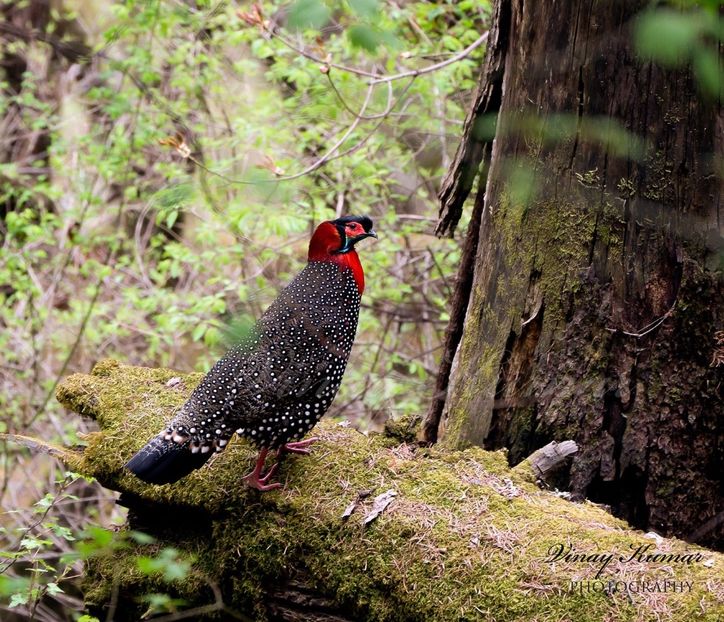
[308,215,377,294]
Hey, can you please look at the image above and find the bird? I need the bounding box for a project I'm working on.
[125,215,377,490]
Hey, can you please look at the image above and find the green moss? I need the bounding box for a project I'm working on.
[440,153,640,448]
[53,361,724,621]
[383,413,421,444]
[442,301,504,449]
[616,177,637,198]
[575,168,601,187]
[641,150,675,202]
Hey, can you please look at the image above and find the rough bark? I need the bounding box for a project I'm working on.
[435,0,510,238]
[427,0,723,551]
[422,0,512,443]
[421,184,485,443]
[10,360,722,621]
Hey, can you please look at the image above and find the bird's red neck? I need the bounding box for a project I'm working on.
[308,222,365,294]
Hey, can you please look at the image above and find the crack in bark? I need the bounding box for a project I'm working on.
[422,0,514,442]
[567,65,585,171]
[484,271,545,462]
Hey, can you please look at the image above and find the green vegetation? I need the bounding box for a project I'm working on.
[635,2,723,98]
[1,1,489,616]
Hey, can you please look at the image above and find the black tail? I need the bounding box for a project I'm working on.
[125,435,212,485]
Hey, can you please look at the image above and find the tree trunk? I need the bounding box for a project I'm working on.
[425,0,722,551]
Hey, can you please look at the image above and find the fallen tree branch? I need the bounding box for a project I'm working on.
[515,440,578,484]
[13,360,719,621]
[0,433,83,466]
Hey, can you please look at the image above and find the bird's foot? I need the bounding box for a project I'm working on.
[243,463,281,491]
[243,448,282,491]
[280,436,320,455]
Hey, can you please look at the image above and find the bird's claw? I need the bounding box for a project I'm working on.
[281,436,320,455]
[259,461,279,483]
[244,478,282,491]
[243,463,281,491]
[243,439,319,490]
[243,448,282,491]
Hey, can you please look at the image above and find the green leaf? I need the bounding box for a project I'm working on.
[9,593,28,608]
[472,113,498,141]
[45,582,63,596]
[191,323,206,342]
[221,314,257,348]
[347,24,384,52]
[20,536,51,550]
[692,47,722,98]
[635,10,699,65]
[287,0,331,31]
[33,493,55,513]
[141,593,188,614]
[137,548,191,582]
[166,209,178,229]
[129,530,156,544]
[506,163,537,214]
[348,0,378,18]
[0,575,30,598]
[74,525,117,558]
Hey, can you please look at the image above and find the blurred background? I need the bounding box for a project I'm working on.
[1,0,488,617]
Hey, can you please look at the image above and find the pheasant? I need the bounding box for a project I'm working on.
[125,215,376,490]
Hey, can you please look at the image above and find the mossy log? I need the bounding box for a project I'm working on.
[46,360,722,621]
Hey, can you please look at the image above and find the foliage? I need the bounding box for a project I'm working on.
[1,0,487,618]
[635,3,723,98]
[0,468,194,618]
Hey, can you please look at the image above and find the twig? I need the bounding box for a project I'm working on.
[176,76,379,186]
[308,78,417,169]
[270,80,376,182]
[146,579,251,622]
[267,24,488,86]
[267,28,380,78]
[325,72,394,120]
[605,302,676,338]
[369,32,489,84]
[187,78,384,185]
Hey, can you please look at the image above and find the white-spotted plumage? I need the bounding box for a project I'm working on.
[162,261,361,454]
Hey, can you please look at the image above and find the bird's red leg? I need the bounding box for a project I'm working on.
[281,436,320,455]
[243,448,282,491]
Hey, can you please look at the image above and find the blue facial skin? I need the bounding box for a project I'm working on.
[333,226,377,255]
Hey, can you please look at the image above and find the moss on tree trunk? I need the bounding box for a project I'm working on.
[426,0,722,550]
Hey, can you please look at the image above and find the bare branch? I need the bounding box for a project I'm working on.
[267,29,380,79]
[369,32,489,85]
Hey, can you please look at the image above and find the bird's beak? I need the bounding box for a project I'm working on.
[343,229,377,252]
[353,230,377,242]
